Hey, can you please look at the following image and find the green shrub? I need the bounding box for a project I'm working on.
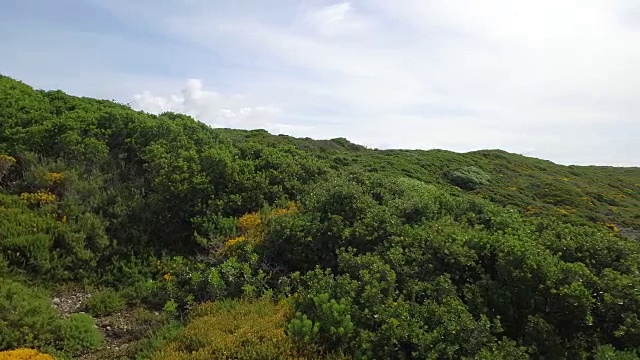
[132,322,184,360]
[594,345,639,360]
[84,288,125,317]
[0,279,59,351]
[0,279,102,357]
[127,308,173,341]
[0,154,16,183]
[444,166,490,190]
[288,293,354,352]
[57,313,103,354]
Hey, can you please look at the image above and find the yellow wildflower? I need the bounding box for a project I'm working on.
[238,213,261,233]
[0,348,54,360]
[20,191,56,206]
[44,172,64,184]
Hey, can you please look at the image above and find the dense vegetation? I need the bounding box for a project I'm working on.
[1,74,639,359]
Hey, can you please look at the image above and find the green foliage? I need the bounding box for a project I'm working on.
[131,322,183,360]
[147,252,269,313]
[289,293,355,351]
[0,279,59,351]
[288,313,320,344]
[56,313,103,354]
[594,345,639,360]
[1,75,640,358]
[0,279,101,357]
[0,154,16,183]
[84,288,126,317]
[444,165,491,190]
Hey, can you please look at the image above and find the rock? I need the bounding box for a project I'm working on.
[106,326,112,332]
[52,298,62,306]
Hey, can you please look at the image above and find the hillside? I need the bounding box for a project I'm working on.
[1,75,640,359]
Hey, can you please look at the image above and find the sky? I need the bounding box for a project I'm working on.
[1,0,639,166]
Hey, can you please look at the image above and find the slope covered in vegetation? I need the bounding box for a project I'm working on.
[1,75,639,359]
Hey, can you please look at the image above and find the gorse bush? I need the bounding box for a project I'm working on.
[223,202,298,254]
[0,349,54,360]
[151,299,300,360]
[19,191,56,206]
[43,172,63,184]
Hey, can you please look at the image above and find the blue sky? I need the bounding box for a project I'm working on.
[1,0,639,166]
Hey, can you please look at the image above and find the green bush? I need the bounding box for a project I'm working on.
[0,279,102,357]
[57,313,103,354]
[84,288,125,317]
[444,166,490,190]
[131,322,184,360]
[288,293,354,351]
[0,279,59,351]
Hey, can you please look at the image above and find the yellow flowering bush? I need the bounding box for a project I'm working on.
[0,154,16,166]
[270,201,298,217]
[237,212,261,234]
[555,206,576,215]
[222,235,247,252]
[224,202,298,252]
[19,191,56,206]
[150,299,304,360]
[0,349,54,360]
[43,172,64,184]
[603,222,620,232]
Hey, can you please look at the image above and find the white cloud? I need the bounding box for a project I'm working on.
[132,78,311,135]
[299,2,371,37]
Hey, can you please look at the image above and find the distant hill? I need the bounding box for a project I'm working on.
[213,117,640,234]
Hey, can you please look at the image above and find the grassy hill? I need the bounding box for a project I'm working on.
[1,75,639,359]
